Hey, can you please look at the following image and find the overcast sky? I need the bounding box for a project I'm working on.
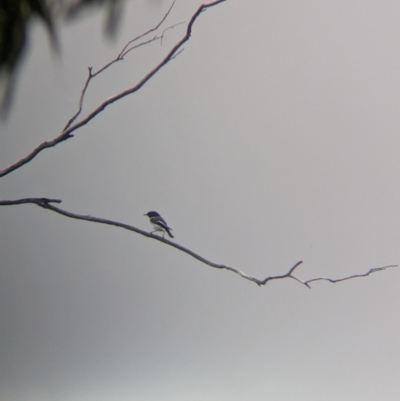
[1,0,400,400]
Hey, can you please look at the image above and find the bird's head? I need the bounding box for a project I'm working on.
[144,211,160,218]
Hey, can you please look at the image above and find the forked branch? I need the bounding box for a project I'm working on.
[0,0,226,178]
[0,197,396,288]
[62,1,181,132]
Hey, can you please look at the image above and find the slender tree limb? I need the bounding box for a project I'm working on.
[0,0,226,178]
[60,0,225,138]
[62,31,167,132]
[159,22,186,47]
[118,0,177,58]
[63,66,93,131]
[304,267,396,285]
[0,197,396,288]
[0,198,62,206]
[63,0,179,131]
[115,34,163,63]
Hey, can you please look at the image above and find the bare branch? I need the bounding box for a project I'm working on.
[63,2,179,132]
[89,34,162,80]
[63,2,180,133]
[63,67,93,131]
[159,22,186,47]
[0,133,75,178]
[118,35,162,61]
[0,0,226,178]
[0,198,61,206]
[118,0,177,58]
[0,197,396,288]
[92,21,185,77]
[304,266,395,286]
[61,0,226,138]
[171,48,185,60]
[0,0,226,177]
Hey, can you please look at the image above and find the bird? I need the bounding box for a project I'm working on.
[144,211,174,238]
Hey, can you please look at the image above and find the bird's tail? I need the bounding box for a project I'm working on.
[166,228,174,238]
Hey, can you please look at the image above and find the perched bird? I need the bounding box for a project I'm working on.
[144,211,174,238]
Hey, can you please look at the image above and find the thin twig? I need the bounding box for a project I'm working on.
[0,0,226,178]
[63,0,178,131]
[159,22,186,46]
[0,198,62,206]
[118,0,177,57]
[63,67,93,131]
[304,267,395,286]
[93,0,178,76]
[119,35,161,60]
[91,35,161,78]
[0,197,396,288]
[60,1,226,138]
[171,48,184,60]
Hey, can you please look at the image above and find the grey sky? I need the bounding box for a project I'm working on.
[1,0,400,400]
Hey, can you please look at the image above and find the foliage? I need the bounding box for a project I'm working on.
[0,0,122,118]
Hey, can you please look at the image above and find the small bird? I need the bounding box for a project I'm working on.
[144,211,174,238]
